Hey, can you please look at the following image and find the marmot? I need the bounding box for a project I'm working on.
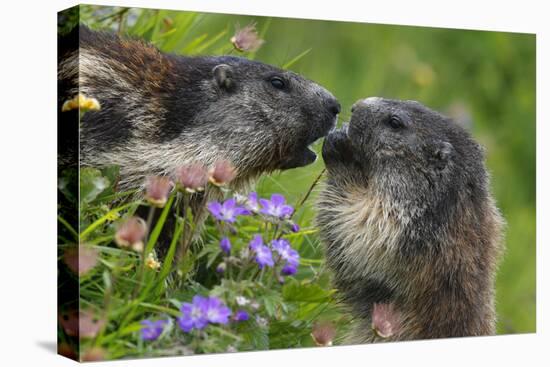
[58,25,340,191]
[317,97,504,342]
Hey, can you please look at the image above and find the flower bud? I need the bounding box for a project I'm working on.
[209,159,237,186]
[145,176,173,208]
[311,321,336,347]
[175,164,208,193]
[63,245,98,276]
[114,217,147,252]
[81,347,106,361]
[372,303,402,338]
[230,23,265,52]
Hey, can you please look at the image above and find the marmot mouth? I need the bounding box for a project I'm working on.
[280,117,337,169]
[280,140,320,170]
[322,122,355,166]
[280,121,336,170]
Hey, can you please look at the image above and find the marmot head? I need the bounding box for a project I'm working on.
[322,97,487,231]
[158,55,340,178]
[74,25,339,188]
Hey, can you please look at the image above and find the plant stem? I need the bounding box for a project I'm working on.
[131,206,155,298]
[96,8,129,23]
[291,168,326,220]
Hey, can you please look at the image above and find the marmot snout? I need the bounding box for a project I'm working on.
[317,97,504,342]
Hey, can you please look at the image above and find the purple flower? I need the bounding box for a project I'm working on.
[249,234,263,251]
[207,198,250,223]
[281,263,298,276]
[260,194,294,219]
[246,192,260,212]
[177,296,209,332]
[205,296,232,324]
[140,319,167,341]
[216,262,226,273]
[272,239,300,276]
[220,237,231,254]
[290,223,300,233]
[272,239,300,266]
[234,310,249,322]
[254,244,274,268]
[249,235,274,268]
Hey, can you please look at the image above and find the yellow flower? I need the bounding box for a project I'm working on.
[145,253,161,270]
[61,93,101,112]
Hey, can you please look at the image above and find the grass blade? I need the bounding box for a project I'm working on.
[282,48,312,69]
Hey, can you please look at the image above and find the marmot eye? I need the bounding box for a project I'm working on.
[388,116,404,129]
[270,77,286,90]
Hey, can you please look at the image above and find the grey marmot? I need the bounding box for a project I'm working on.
[317,97,504,342]
[58,25,340,191]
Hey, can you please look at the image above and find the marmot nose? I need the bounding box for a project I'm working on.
[326,99,341,116]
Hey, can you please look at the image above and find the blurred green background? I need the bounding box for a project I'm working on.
[80,5,536,335]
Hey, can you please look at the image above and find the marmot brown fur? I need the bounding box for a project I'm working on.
[58,25,340,191]
[317,97,504,342]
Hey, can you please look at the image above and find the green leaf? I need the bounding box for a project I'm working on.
[197,242,222,268]
[268,320,308,349]
[58,168,78,203]
[58,215,78,239]
[242,325,269,350]
[262,291,282,318]
[144,194,175,255]
[79,201,137,240]
[157,218,184,283]
[181,33,209,54]
[80,167,110,204]
[103,270,112,292]
[282,279,334,303]
[159,12,199,52]
[93,165,120,203]
[192,28,228,55]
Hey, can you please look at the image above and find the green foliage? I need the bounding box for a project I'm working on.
[59,4,535,360]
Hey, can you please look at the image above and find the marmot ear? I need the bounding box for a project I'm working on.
[433,141,453,170]
[212,64,234,90]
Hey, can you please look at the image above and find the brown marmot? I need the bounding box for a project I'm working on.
[317,97,504,342]
[58,25,340,191]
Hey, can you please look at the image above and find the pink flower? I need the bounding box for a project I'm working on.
[145,176,173,208]
[175,164,209,193]
[209,160,237,186]
[59,309,106,339]
[63,246,98,276]
[81,347,106,361]
[114,217,147,252]
[311,321,336,346]
[372,303,402,338]
[230,23,265,52]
